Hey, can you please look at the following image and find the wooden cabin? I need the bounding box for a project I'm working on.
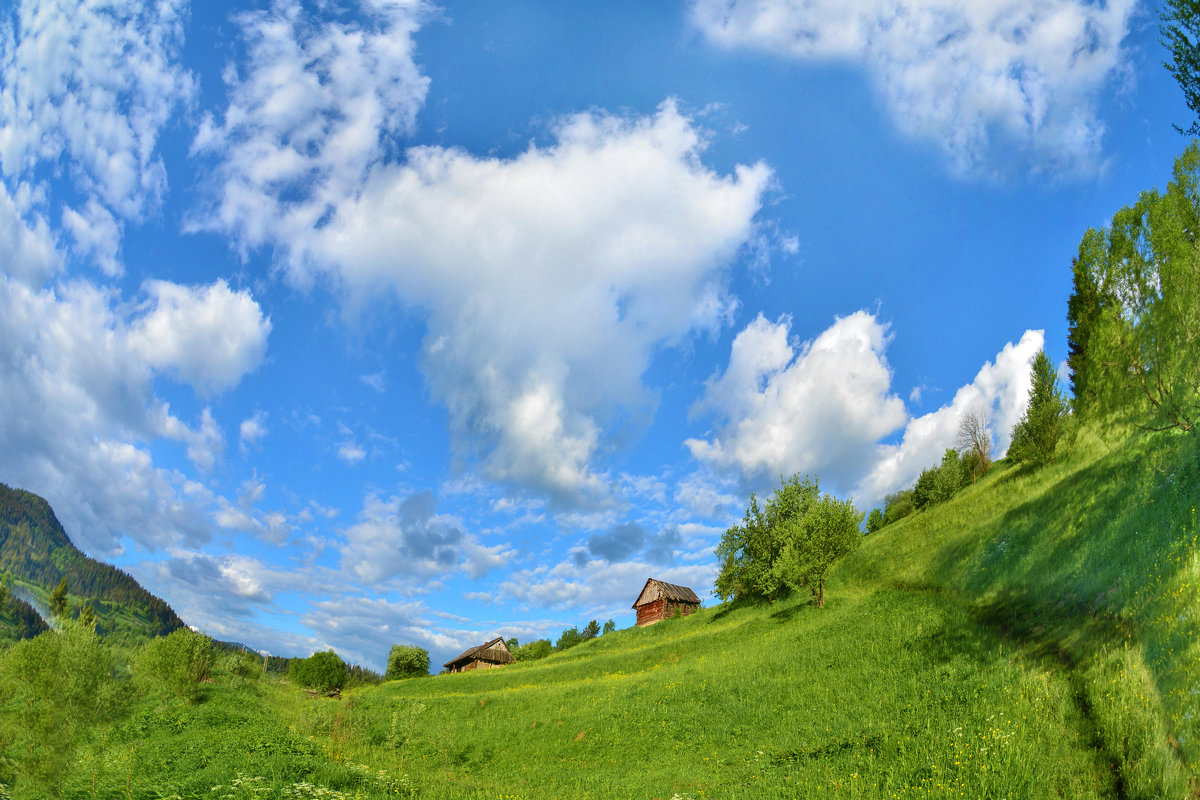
[443,636,515,674]
[632,578,700,626]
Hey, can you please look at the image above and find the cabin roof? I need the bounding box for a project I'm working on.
[443,636,514,669]
[632,578,701,609]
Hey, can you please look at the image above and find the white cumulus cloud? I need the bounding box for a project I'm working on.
[0,0,194,273]
[129,279,272,394]
[854,328,1044,507]
[692,0,1137,176]
[687,311,908,493]
[191,1,773,508]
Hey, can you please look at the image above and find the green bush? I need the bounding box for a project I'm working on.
[385,644,430,679]
[0,619,120,792]
[134,628,215,702]
[512,639,552,661]
[289,650,348,692]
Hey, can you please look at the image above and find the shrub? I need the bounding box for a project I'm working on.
[289,649,348,692]
[0,620,119,792]
[135,628,215,702]
[386,644,430,679]
[513,639,552,661]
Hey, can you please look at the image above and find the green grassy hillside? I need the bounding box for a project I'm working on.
[2,424,1195,799]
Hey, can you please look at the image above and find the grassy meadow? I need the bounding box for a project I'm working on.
[2,423,1197,799]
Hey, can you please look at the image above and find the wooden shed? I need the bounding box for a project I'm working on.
[443,636,515,674]
[632,578,701,626]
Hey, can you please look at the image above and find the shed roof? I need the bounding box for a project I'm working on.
[632,578,701,609]
[443,636,514,669]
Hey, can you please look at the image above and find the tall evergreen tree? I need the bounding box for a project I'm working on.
[1009,350,1067,467]
[49,576,68,617]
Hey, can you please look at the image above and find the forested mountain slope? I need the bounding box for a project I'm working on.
[0,483,182,643]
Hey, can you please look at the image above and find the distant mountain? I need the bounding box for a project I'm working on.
[0,484,183,644]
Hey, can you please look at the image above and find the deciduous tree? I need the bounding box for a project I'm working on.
[956,410,992,482]
[386,644,430,679]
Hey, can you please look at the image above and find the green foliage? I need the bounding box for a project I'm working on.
[290,650,349,692]
[881,489,915,527]
[581,620,600,640]
[0,619,120,793]
[956,409,993,482]
[1162,0,1200,136]
[768,492,864,607]
[1067,143,1200,432]
[554,627,583,651]
[1009,350,1067,467]
[48,576,67,617]
[715,474,823,601]
[135,627,216,702]
[912,450,966,511]
[866,507,884,533]
[601,619,616,635]
[385,644,430,680]
[715,474,862,606]
[512,638,552,661]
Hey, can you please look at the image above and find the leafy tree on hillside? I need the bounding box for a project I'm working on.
[135,628,215,702]
[769,492,864,608]
[866,507,884,533]
[715,474,863,606]
[1162,0,1200,135]
[555,627,583,651]
[513,639,552,661]
[1009,350,1067,467]
[0,620,120,792]
[715,475,822,601]
[582,619,601,640]
[289,650,349,692]
[956,410,993,482]
[49,576,68,617]
[602,619,616,635]
[1068,144,1200,433]
[385,644,430,679]
[882,490,915,526]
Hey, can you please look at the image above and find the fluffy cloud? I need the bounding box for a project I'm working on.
[854,329,1044,507]
[685,310,1046,509]
[0,182,58,285]
[239,411,269,454]
[311,103,770,507]
[0,274,270,554]
[190,0,429,255]
[129,279,271,394]
[0,0,193,271]
[194,3,772,507]
[339,491,513,585]
[687,311,908,492]
[692,0,1136,176]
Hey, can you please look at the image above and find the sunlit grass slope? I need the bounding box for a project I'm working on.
[50,425,1197,799]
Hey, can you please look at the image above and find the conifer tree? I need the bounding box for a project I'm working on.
[49,576,68,617]
[1009,350,1066,467]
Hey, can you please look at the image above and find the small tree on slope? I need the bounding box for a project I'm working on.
[1009,350,1066,468]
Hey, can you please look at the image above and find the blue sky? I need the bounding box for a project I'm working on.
[0,0,1188,670]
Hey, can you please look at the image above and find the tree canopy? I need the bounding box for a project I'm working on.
[385,644,430,679]
[1067,143,1200,434]
[715,474,863,607]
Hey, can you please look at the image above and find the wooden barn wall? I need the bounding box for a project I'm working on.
[636,598,699,627]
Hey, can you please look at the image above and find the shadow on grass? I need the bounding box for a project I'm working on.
[707,594,771,624]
